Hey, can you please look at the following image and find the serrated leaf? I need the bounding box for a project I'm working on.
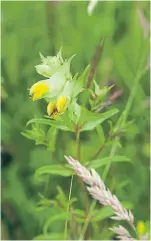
[86,155,132,169]
[21,124,46,144]
[72,65,90,97]
[80,108,119,131]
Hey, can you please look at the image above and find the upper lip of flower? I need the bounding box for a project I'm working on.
[29,81,49,101]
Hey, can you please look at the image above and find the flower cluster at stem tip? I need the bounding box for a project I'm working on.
[29,49,75,119]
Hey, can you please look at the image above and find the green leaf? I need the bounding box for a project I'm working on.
[122,201,134,210]
[27,118,74,132]
[22,124,46,145]
[91,206,113,222]
[34,233,64,240]
[68,100,81,125]
[34,165,73,181]
[72,209,85,223]
[39,52,47,63]
[37,193,57,208]
[78,64,90,86]
[87,156,132,169]
[94,81,111,98]
[21,131,34,140]
[56,186,68,208]
[46,127,58,152]
[43,212,72,234]
[80,107,119,131]
[72,65,90,97]
[96,125,105,145]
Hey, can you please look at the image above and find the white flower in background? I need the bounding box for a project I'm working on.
[87,0,99,16]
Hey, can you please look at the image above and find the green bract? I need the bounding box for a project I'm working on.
[35,50,74,80]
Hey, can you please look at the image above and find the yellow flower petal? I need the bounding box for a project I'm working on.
[136,221,146,236]
[30,81,49,101]
[56,96,67,113]
[47,102,57,116]
[47,102,60,120]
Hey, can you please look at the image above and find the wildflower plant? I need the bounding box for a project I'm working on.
[26,48,118,132]
[22,45,149,240]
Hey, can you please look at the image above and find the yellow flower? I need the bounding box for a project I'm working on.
[136,221,146,236]
[30,81,49,101]
[47,102,58,120]
[47,96,67,119]
[29,72,68,101]
[56,96,67,113]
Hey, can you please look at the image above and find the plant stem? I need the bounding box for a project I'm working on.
[86,37,104,88]
[102,67,147,182]
[102,136,120,181]
[64,175,74,240]
[76,128,80,161]
[76,128,89,213]
[90,141,106,161]
[79,200,97,240]
[75,126,90,239]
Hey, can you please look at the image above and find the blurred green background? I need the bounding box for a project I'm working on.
[1,1,150,240]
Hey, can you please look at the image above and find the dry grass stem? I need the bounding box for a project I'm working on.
[65,156,149,240]
[110,225,136,240]
[65,155,134,228]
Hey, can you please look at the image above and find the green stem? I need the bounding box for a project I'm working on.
[76,127,90,239]
[79,200,97,240]
[122,67,147,124]
[102,136,120,181]
[76,128,80,160]
[102,66,147,182]
[64,175,74,240]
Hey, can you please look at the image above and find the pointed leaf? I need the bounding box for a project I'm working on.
[80,108,119,131]
[87,156,132,169]
[27,118,74,132]
[34,165,73,181]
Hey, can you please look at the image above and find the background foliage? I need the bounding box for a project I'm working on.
[1,1,150,240]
